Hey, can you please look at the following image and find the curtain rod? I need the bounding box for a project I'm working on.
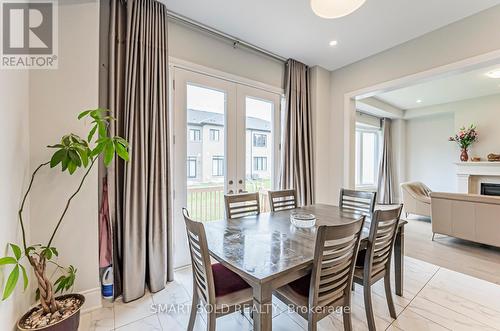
[167,10,287,63]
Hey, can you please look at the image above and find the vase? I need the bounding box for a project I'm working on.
[460,148,469,162]
[17,294,85,331]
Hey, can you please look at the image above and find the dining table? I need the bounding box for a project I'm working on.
[204,204,406,331]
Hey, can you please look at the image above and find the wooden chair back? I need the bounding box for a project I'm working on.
[182,208,215,306]
[224,192,260,219]
[339,189,377,216]
[268,189,297,212]
[364,205,403,280]
[309,217,365,311]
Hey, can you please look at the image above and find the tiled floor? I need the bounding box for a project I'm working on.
[79,256,500,330]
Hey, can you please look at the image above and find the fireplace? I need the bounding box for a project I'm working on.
[481,183,500,196]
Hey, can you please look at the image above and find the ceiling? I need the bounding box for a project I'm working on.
[164,0,500,70]
[375,63,500,110]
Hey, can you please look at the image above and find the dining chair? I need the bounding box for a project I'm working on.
[339,188,377,216]
[273,216,366,331]
[224,192,260,219]
[352,205,403,331]
[182,208,253,331]
[268,189,297,212]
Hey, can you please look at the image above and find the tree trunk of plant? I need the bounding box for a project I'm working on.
[29,256,59,314]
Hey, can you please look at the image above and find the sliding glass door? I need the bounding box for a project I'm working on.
[172,67,281,267]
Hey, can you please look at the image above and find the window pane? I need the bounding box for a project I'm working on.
[186,84,226,221]
[362,132,376,185]
[245,97,273,194]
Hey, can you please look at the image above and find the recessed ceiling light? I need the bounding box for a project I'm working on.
[485,69,500,78]
[329,40,338,47]
[416,99,422,103]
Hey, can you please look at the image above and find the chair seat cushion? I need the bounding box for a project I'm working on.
[288,274,311,297]
[212,263,250,297]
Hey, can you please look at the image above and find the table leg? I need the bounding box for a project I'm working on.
[395,225,405,296]
[253,284,273,331]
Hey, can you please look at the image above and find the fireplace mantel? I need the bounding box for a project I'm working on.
[455,162,500,193]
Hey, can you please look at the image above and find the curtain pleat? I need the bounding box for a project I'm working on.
[280,59,315,206]
[377,118,395,204]
[105,0,172,302]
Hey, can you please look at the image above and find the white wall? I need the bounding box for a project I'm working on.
[406,114,456,192]
[28,0,101,311]
[323,5,500,205]
[168,21,284,89]
[0,71,31,329]
[404,94,500,192]
[406,94,500,159]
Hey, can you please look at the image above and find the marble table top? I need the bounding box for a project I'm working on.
[204,204,394,283]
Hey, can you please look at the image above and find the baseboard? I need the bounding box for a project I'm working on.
[80,287,102,313]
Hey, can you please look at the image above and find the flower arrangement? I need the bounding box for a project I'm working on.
[449,124,478,161]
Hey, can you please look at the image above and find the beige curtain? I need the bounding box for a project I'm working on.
[102,0,172,302]
[280,59,315,206]
[377,118,395,204]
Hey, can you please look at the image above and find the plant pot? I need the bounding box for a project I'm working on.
[460,148,469,162]
[17,294,85,331]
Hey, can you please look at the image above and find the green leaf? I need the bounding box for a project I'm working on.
[51,247,59,257]
[113,136,129,148]
[114,141,129,162]
[88,125,98,143]
[2,265,19,300]
[50,149,67,168]
[47,144,64,149]
[19,264,28,291]
[25,244,41,257]
[41,247,52,260]
[54,275,65,286]
[103,141,115,166]
[55,278,66,294]
[76,147,89,168]
[62,135,71,146]
[68,149,82,167]
[0,257,17,265]
[98,122,107,139]
[91,142,106,158]
[35,288,40,301]
[9,244,21,260]
[61,155,69,172]
[78,110,92,119]
[67,161,77,175]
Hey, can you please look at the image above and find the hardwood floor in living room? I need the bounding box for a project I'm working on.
[404,215,500,285]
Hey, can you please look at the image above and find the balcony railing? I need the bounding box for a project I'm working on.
[187,185,270,222]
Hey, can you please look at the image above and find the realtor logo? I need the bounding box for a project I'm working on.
[1,0,58,69]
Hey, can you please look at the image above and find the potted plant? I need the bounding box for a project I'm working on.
[0,109,129,331]
[449,124,478,162]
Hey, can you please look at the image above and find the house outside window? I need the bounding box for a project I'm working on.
[209,129,220,141]
[189,128,201,142]
[187,157,197,179]
[253,133,267,147]
[253,157,267,171]
[212,156,224,176]
[355,125,381,188]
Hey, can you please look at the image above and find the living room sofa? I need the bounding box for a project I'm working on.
[430,192,500,248]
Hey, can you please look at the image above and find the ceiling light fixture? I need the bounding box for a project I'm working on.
[311,0,367,19]
[485,69,500,79]
[416,99,422,103]
[329,40,338,46]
